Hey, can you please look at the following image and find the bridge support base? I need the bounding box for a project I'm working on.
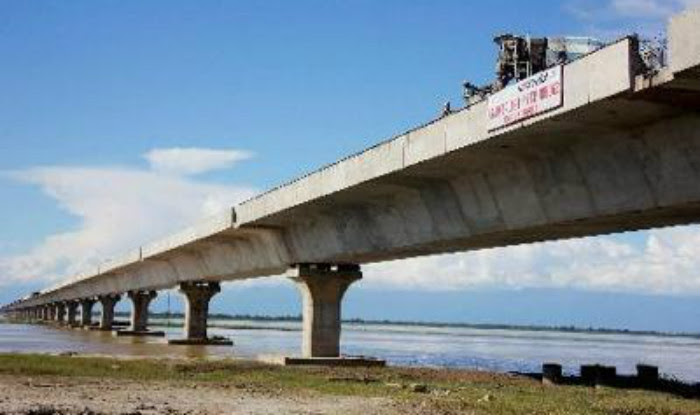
[123,290,160,335]
[168,337,233,346]
[97,294,121,331]
[80,298,96,328]
[55,303,66,325]
[66,301,79,327]
[47,305,56,322]
[168,281,232,346]
[263,356,385,367]
[114,330,165,337]
[288,263,362,359]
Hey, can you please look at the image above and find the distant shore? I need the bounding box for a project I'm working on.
[4,312,696,339]
[1,353,699,415]
[117,312,700,339]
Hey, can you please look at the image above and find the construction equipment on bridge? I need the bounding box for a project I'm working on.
[463,35,605,106]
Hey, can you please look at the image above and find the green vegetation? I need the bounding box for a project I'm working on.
[1,353,700,415]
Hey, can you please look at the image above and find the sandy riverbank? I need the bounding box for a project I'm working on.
[0,374,395,415]
[1,353,700,415]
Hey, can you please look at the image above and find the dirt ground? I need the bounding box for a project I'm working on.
[0,375,398,415]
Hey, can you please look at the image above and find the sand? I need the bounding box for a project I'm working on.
[0,375,398,415]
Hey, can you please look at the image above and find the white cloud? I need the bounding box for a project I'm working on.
[364,226,700,296]
[569,0,698,20]
[566,0,699,38]
[611,0,677,19]
[0,149,257,286]
[143,147,253,176]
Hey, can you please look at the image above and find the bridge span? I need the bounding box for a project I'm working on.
[3,8,700,363]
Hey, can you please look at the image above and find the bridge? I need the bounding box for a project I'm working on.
[3,8,700,363]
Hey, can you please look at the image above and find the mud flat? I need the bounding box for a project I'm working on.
[1,353,700,415]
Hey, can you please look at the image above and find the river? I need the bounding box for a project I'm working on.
[1,318,699,382]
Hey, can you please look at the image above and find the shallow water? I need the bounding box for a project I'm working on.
[2,318,700,382]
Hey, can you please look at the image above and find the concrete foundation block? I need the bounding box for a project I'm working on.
[263,355,386,367]
[581,364,617,386]
[113,330,165,337]
[637,364,659,385]
[167,337,233,346]
[542,363,562,385]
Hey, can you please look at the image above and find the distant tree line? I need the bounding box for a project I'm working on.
[107,311,700,339]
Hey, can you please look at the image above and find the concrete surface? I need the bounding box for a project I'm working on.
[290,264,362,358]
[262,356,386,367]
[98,294,120,331]
[127,291,157,332]
[79,299,95,327]
[114,330,166,337]
[167,338,234,346]
[179,281,220,341]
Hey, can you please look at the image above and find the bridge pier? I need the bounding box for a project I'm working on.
[116,290,164,337]
[80,298,96,328]
[56,303,66,324]
[96,294,120,331]
[169,281,232,346]
[48,304,56,321]
[283,264,369,364]
[66,301,79,327]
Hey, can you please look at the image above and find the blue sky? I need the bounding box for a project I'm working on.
[2,0,700,332]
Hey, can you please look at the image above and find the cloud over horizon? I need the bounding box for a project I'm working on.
[364,225,700,296]
[566,0,700,38]
[143,147,254,176]
[0,147,257,286]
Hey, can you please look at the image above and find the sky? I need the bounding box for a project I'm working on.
[2,0,700,332]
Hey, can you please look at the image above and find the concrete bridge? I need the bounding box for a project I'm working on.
[3,9,700,363]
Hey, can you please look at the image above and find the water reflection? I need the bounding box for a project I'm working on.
[1,319,699,382]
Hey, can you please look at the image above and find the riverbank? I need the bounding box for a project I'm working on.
[1,354,699,414]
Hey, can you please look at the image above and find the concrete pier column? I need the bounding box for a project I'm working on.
[66,301,79,327]
[128,290,156,332]
[115,291,164,337]
[168,282,232,346]
[288,263,362,358]
[80,298,96,327]
[98,294,121,330]
[56,303,66,323]
[47,304,56,321]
